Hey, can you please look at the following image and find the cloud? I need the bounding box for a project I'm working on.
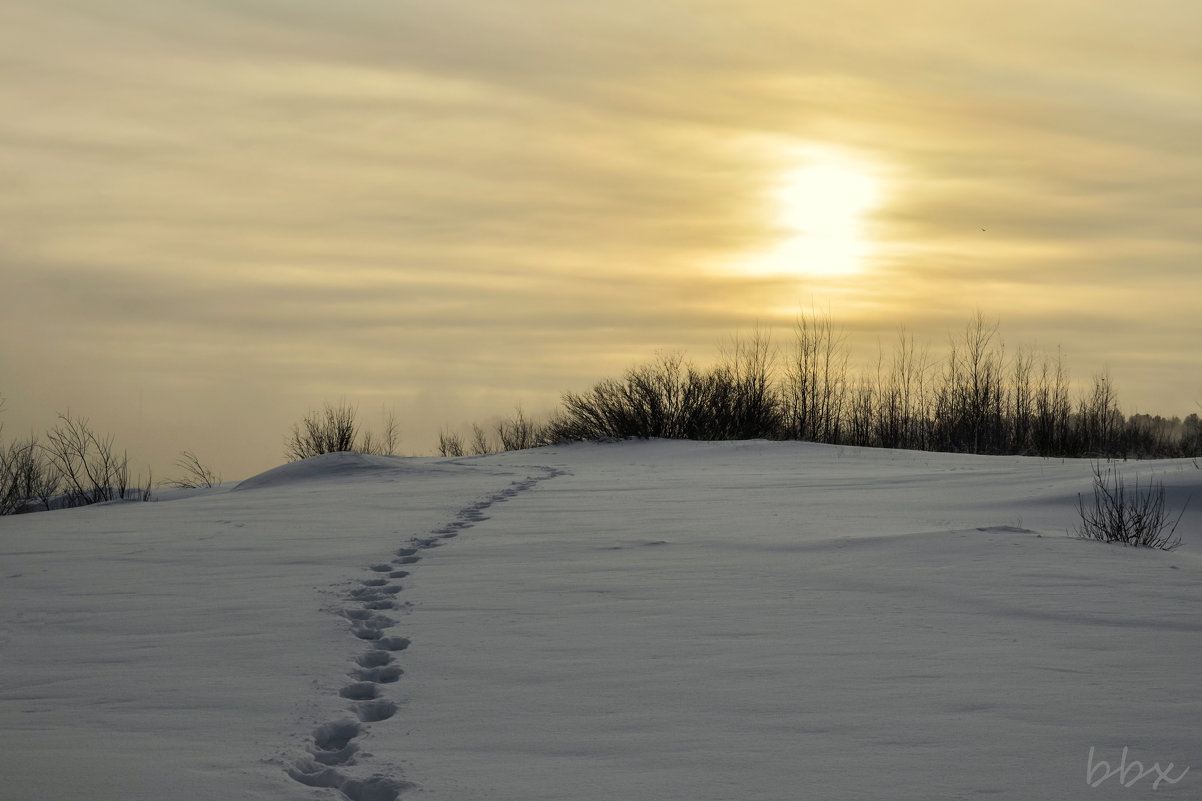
[2,0,1199,477]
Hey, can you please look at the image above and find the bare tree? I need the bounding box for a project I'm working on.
[870,328,930,450]
[1009,344,1036,453]
[930,312,1007,453]
[1033,347,1072,456]
[1182,413,1202,458]
[783,311,849,444]
[1076,370,1121,458]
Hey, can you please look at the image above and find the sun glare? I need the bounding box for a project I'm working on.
[744,154,883,278]
[777,164,878,234]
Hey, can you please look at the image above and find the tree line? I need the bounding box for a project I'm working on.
[5,312,1198,515]
[445,312,1201,460]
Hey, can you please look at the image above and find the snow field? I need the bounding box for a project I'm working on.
[2,441,1199,800]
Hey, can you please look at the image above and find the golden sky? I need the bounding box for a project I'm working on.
[2,0,1200,478]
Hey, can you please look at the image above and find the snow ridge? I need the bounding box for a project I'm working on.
[287,464,567,800]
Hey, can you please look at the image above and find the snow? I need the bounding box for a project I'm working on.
[1,441,1199,800]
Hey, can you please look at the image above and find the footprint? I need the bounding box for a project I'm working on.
[355,651,393,668]
[365,613,397,628]
[353,699,398,722]
[351,615,396,641]
[340,776,410,801]
[395,547,418,557]
[312,719,362,752]
[356,585,402,599]
[394,556,420,565]
[353,627,384,641]
[289,759,407,801]
[289,758,344,789]
[362,599,396,610]
[339,682,381,701]
[346,610,396,625]
[388,570,409,579]
[368,563,393,572]
[309,741,359,766]
[353,665,404,683]
[373,636,410,652]
[361,578,388,587]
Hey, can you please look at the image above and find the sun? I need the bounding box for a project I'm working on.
[746,156,882,278]
[777,163,879,236]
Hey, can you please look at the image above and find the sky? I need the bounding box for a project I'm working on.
[2,0,1200,479]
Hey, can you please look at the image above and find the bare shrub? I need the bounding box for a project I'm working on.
[438,429,464,457]
[286,402,360,461]
[42,413,129,507]
[285,401,402,460]
[708,329,782,440]
[165,451,221,489]
[547,352,692,441]
[1073,462,1188,550]
[2,435,61,515]
[537,312,1182,458]
[497,406,540,451]
[470,423,493,455]
[360,407,400,456]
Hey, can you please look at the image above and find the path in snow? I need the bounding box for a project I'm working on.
[287,465,568,800]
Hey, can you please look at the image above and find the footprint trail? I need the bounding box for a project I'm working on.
[287,464,566,800]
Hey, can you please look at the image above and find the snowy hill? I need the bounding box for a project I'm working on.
[2,441,1199,800]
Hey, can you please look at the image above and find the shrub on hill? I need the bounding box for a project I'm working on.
[164,451,221,489]
[543,333,782,444]
[1,411,153,515]
[285,402,399,462]
[1073,462,1188,550]
[536,313,1195,460]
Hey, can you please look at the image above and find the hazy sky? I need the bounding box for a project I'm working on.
[3,0,1200,479]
